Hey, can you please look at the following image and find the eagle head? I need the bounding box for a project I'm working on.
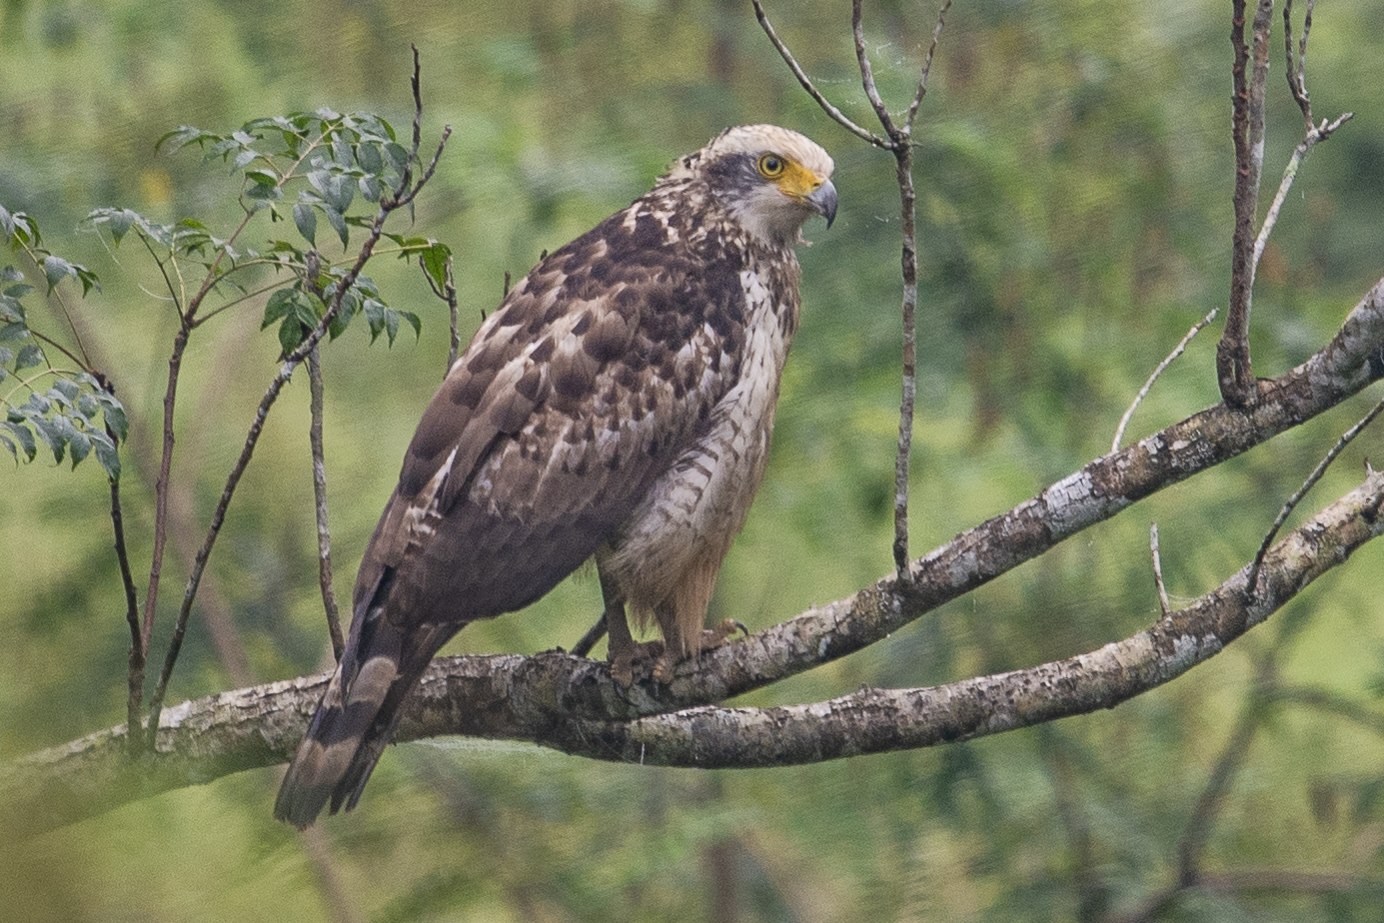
[678,124,837,245]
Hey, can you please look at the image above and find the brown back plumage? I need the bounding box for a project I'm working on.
[274,125,836,826]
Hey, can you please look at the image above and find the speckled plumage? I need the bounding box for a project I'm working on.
[275,125,836,827]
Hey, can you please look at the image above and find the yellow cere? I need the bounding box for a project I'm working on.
[774,158,826,200]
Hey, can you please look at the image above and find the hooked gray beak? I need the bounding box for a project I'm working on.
[807,179,838,228]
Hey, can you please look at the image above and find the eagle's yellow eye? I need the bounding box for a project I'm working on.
[757,154,786,178]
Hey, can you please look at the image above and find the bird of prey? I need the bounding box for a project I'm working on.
[275,124,837,827]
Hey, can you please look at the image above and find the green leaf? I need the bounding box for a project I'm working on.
[420,241,452,293]
[76,392,100,420]
[91,430,120,479]
[292,203,317,245]
[51,378,80,402]
[30,416,65,463]
[322,206,348,247]
[15,343,43,369]
[156,125,207,152]
[262,288,297,328]
[358,174,381,203]
[1,265,21,282]
[98,394,128,441]
[42,255,74,291]
[0,322,28,341]
[1,420,35,461]
[356,142,383,175]
[89,207,138,244]
[244,181,282,202]
[67,429,90,467]
[278,318,307,355]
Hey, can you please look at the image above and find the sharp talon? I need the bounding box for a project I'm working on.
[651,650,678,685]
[607,639,663,688]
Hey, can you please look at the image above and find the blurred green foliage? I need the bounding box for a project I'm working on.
[3,0,1384,920]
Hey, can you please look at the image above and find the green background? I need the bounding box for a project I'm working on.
[4,0,1384,919]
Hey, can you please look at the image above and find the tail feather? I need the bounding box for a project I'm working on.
[275,612,426,828]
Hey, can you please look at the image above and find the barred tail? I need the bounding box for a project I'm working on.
[274,612,442,828]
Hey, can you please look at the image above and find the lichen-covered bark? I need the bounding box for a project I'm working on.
[4,279,1383,838]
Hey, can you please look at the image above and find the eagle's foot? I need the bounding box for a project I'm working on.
[648,620,748,684]
[609,639,664,689]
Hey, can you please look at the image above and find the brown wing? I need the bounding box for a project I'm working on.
[352,203,751,632]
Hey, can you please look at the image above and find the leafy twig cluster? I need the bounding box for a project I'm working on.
[2,49,455,755]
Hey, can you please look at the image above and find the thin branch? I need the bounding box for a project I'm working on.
[749,0,891,148]
[851,0,897,138]
[903,0,953,135]
[1113,308,1218,451]
[1217,0,1275,407]
[1247,388,1384,594]
[1283,0,1317,127]
[142,318,191,659]
[109,439,144,756]
[16,239,94,370]
[1149,523,1171,618]
[307,346,344,660]
[1251,110,1353,273]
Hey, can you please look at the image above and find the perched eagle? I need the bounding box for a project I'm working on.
[275,124,837,827]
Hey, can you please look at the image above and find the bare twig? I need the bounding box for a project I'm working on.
[750,0,890,148]
[851,0,896,137]
[1113,308,1218,451]
[1247,390,1384,595]
[904,0,952,135]
[1217,0,1275,407]
[1149,523,1171,618]
[1251,111,1353,275]
[307,346,344,659]
[142,318,190,657]
[108,436,144,755]
[143,49,452,743]
[1283,0,1316,126]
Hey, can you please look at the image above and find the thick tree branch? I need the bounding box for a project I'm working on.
[6,277,1384,837]
[7,461,1382,838]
